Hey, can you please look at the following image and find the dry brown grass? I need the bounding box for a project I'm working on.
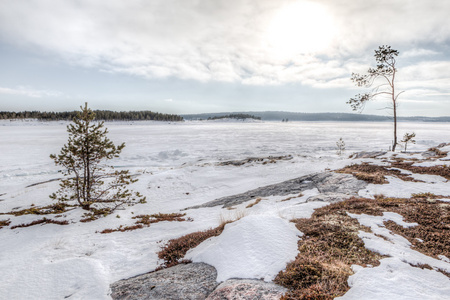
[219,210,247,226]
[337,163,388,184]
[337,161,450,184]
[100,224,144,233]
[276,196,450,299]
[100,213,189,234]
[133,213,189,225]
[1,203,69,217]
[246,198,262,208]
[157,223,230,269]
[80,208,113,222]
[327,197,450,270]
[336,163,419,184]
[391,161,450,180]
[275,200,383,299]
[427,147,448,158]
[10,218,69,229]
[281,193,304,202]
[0,219,11,229]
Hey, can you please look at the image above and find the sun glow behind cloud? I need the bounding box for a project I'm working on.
[266,1,336,57]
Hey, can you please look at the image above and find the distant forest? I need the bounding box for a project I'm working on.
[183,111,450,122]
[0,110,184,121]
[207,113,261,120]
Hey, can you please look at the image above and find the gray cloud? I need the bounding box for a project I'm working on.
[0,85,61,98]
[0,0,449,89]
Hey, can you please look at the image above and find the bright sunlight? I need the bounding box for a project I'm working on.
[267,1,336,57]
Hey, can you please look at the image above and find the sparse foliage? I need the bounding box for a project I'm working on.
[400,132,416,152]
[336,137,345,156]
[348,45,404,151]
[50,103,146,215]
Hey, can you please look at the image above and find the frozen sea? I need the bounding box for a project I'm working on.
[1,119,447,192]
[0,119,449,299]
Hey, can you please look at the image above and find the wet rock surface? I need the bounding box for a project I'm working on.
[206,279,287,300]
[185,172,367,209]
[110,263,219,300]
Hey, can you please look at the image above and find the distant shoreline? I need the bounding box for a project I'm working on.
[182,111,450,122]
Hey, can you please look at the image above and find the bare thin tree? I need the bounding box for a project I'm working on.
[348,45,404,151]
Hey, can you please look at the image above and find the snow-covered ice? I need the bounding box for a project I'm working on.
[0,120,449,299]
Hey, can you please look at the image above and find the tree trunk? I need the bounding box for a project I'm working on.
[392,100,397,152]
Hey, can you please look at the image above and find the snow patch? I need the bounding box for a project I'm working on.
[340,211,450,299]
[185,214,301,282]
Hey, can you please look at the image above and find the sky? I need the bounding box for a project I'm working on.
[1,0,450,116]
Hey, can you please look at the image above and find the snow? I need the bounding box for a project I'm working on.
[347,212,450,273]
[1,120,449,299]
[337,258,450,300]
[186,214,301,282]
[339,211,450,300]
[359,176,450,199]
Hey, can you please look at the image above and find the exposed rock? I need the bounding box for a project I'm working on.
[217,155,293,167]
[437,143,450,148]
[422,150,438,158]
[306,192,354,203]
[315,172,366,194]
[185,172,367,209]
[350,151,387,159]
[207,279,287,300]
[110,263,219,300]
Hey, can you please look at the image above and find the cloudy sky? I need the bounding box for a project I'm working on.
[1,0,450,116]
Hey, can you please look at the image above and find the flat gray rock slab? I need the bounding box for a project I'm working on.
[185,172,367,209]
[306,192,355,203]
[206,279,286,300]
[350,151,387,159]
[110,263,219,300]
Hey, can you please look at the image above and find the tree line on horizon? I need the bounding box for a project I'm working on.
[0,110,184,121]
[207,113,261,120]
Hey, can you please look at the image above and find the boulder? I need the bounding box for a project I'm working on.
[110,263,219,300]
[207,279,286,300]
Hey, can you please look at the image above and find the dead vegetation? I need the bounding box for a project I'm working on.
[391,161,450,180]
[426,147,448,158]
[81,208,113,222]
[0,219,11,229]
[246,198,262,208]
[1,202,70,217]
[157,223,230,269]
[338,160,450,184]
[10,218,69,229]
[134,213,191,225]
[275,200,383,299]
[276,196,450,299]
[100,213,190,234]
[336,163,418,184]
[280,193,304,202]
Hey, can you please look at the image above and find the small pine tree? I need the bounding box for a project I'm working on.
[50,103,146,214]
[400,132,416,152]
[336,137,346,156]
